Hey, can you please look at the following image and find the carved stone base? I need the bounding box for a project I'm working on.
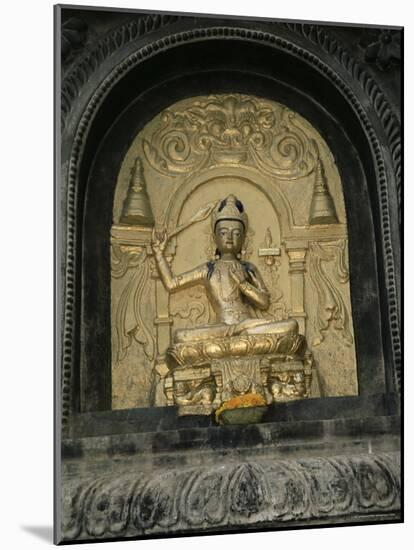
[212,356,269,405]
[61,451,400,542]
[164,365,215,415]
[164,330,318,416]
[165,347,316,416]
[167,332,308,368]
[268,352,314,402]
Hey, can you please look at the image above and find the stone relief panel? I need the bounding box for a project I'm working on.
[62,452,400,541]
[257,228,288,321]
[111,241,156,408]
[111,94,359,409]
[141,94,319,179]
[306,239,358,396]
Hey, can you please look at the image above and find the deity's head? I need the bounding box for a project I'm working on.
[211,195,248,258]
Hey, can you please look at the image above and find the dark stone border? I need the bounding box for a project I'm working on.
[61,13,182,128]
[280,23,401,210]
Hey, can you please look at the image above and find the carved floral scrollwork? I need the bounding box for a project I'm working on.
[309,239,353,347]
[111,244,155,362]
[61,452,400,541]
[143,94,319,179]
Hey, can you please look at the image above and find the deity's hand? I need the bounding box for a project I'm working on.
[151,227,168,257]
[229,265,246,286]
[248,270,261,288]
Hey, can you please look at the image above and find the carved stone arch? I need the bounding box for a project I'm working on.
[59,21,400,432]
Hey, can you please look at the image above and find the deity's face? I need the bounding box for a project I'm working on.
[214,220,245,257]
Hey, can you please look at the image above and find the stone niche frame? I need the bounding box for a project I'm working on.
[55,6,402,544]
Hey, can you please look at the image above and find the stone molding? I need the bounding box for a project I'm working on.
[61,14,181,127]
[61,451,400,541]
[281,23,401,206]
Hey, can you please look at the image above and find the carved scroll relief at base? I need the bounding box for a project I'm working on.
[61,452,400,541]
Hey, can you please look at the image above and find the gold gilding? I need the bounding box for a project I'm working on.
[110,94,358,411]
[121,157,154,226]
[309,159,339,225]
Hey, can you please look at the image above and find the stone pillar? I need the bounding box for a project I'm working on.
[153,256,174,405]
[285,241,308,335]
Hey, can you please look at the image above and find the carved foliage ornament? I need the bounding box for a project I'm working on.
[111,244,155,362]
[143,94,319,179]
[309,240,353,347]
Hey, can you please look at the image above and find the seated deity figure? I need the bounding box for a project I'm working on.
[152,194,299,344]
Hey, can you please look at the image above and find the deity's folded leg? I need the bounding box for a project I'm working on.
[173,323,236,343]
[236,318,299,336]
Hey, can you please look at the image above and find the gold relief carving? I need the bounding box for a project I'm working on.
[258,228,281,266]
[111,244,155,363]
[152,194,313,414]
[212,357,267,403]
[285,242,308,334]
[165,366,216,415]
[143,94,319,179]
[166,343,314,415]
[270,370,307,401]
[111,243,144,279]
[165,200,219,242]
[287,249,307,271]
[309,157,339,225]
[111,94,358,410]
[257,228,287,321]
[121,157,154,225]
[309,239,353,347]
[170,285,212,327]
[268,355,313,402]
[174,375,216,407]
[167,332,308,369]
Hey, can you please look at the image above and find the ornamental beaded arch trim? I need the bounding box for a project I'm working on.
[61,20,402,207]
[61,27,401,430]
[61,13,181,128]
[282,23,401,211]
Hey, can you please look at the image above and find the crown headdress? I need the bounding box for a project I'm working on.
[211,194,248,232]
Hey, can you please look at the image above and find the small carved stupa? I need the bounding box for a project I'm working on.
[309,159,338,225]
[121,158,154,225]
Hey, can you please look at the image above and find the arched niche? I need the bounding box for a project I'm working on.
[61,32,399,424]
[111,94,358,409]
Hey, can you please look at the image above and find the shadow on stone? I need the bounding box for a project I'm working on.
[21,525,53,543]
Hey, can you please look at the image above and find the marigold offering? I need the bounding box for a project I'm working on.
[215,393,267,423]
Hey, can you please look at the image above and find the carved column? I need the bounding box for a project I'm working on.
[110,226,156,409]
[285,241,308,335]
[153,253,176,406]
